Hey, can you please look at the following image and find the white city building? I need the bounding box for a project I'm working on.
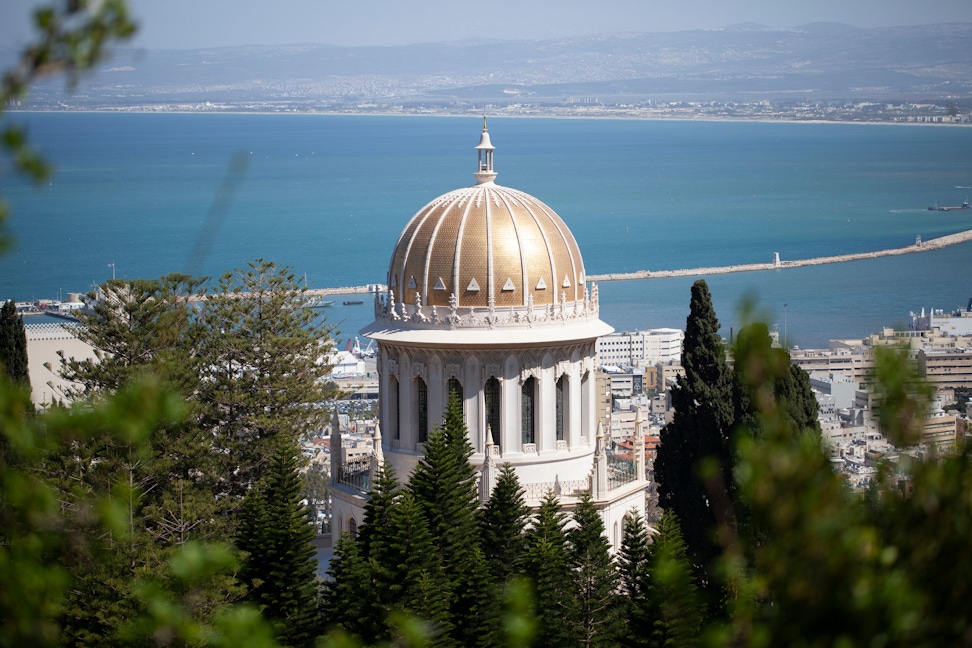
[329,121,648,549]
[597,327,684,368]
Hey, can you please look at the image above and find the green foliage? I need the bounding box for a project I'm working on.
[61,274,205,398]
[0,300,29,388]
[197,259,336,498]
[646,510,702,648]
[654,279,734,600]
[522,491,576,648]
[237,443,320,647]
[480,463,529,585]
[569,492,622,647]
[408,397,496,647]
[617,512,655,648]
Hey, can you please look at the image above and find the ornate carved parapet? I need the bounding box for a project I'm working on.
[370,284,602,331]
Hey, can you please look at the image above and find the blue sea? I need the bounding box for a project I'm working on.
[2,113,971,348]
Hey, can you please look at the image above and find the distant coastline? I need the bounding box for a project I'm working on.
[8,106,971,127]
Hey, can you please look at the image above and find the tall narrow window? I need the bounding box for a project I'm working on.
[521,376,536,445]
[448,377,463,408]
[417,377,428,443]
[556,374,567,442]
[485,377,501,449]
[391,375,400,440]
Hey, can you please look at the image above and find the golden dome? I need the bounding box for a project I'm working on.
[386,123,587,311]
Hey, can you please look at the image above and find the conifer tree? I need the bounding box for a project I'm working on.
[617,511,655,648]
[653,279,734,602]
[323,533,374,641]
[384,492,453,645]
[522,490,577,648]
[0,299,29,388]
[480,462,529,586]
[408,401,496,647]
[197,260,335,501]
[569,492,622,648]
[237,442,320,647]
[647,510,703,648]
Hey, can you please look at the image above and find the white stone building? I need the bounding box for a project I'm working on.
[330,121,648,549]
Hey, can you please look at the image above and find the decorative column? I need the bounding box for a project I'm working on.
[480,425,497,504]
[634,406,646,481]
[591,421,608,499]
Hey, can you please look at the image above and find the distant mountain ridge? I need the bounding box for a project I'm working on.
[4,23,970,109]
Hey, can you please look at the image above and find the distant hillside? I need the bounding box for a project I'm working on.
[4,23,971,110]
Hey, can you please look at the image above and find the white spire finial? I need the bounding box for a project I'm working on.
[474,117,497,185]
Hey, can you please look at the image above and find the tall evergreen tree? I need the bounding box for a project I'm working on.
[237,442,320,647]
[522,491,577,648]
[384,492,453,645]
[408,400,496,647]
[0,299,29,388]
[617,512,655,648]
[569,492,622,648]
[647,510,703,648]
[197,260,336,501]
[480,462,529,586]
[732,322,820,438]
[654,279,734,603]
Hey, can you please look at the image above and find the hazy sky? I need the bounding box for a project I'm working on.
[3,0,971,50]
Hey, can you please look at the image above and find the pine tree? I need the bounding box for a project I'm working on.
[0,299,29,388]
[197,260,335,501]
[569,492,622,648]
[237,442,320,647]
[653,279,734,603]
[408,402,496,647]
[647,510,703,648]
[384,492,453,645]
[480,462,529,586]
[323,532,374,641]
[617,511,655,648]
[522,490,577,648]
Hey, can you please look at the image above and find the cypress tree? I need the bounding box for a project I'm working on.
[653,279,734,601]
[0,299,28,387]
[522,490,577,648]
[237,442,320,647]
[569,492,622,648]
[480,462,529,586]
[408,406,496,647]
[617,512,655,648]
[646,510,703,648]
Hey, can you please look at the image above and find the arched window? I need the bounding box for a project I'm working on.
[521,376,536,445]
[390,374,400,440]
[448,377,463,408]
[485,376,501,449]
[417,377,428,443]
[556,374,567,442]
[349,517,358,538]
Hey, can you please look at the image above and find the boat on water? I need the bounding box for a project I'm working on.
[928,199,970,212]
[306,297,334,308]
[343,300,364,305]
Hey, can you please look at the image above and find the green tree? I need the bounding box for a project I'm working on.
[569,492,621,648]
[647,510,702,648]
[198,259,335,500]
[653,279,734,604]
[60,274,205,397]
[480,463,529,586]
[0,300,29,388]
[408,397,496,647]
[522,491,577,648]
[237,442,320,647]
[617,512,655,648]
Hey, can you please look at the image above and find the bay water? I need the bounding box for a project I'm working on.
[2,113,971,348]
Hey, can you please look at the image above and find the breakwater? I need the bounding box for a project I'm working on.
[587,229,972,283]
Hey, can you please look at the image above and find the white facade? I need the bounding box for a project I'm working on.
[330,122,648,549]
[597,327,683,368]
